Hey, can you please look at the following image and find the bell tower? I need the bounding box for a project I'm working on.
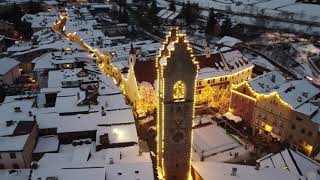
[156,29,198,180]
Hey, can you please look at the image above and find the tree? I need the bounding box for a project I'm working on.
[148,0,159,24]
[181,1,199,25]
[206,8,221,36]
[210,89,231,114]
[220,17,232,36]
[169,0,176,11]
[136,82,157,115]
[196,85,216,105]
[118,8,129,23]
[149,0,159,16]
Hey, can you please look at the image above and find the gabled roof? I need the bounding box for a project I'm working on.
[258,148,320,177]
[0,57,19,75]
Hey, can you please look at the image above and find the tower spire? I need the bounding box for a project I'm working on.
[156,29,198,180]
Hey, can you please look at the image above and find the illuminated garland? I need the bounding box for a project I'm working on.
[156,30,199,180]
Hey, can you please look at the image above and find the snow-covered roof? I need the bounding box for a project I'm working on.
[223,112,242,123]
[249,71,287,94]
[258,148,320,178]
[47,68,99,88]
[0,95,35,136]
[216,36,242,47]
[0,134,29,152]
[33,135,59,153]
[192,161,301,180]
[0,169,30,180]
[96,94,130,111]
[277,80,319,109]
[96,124,138,145]
[295,103,318,117]
[193,124,240,157]
[105,146,154,180]
[43,0,59,5]
[0,57,19,75]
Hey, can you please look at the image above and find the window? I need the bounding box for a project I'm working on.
[173,81,185,102]
[0,164,4,169]
[291,124,296,130]
[296,117,303,121]
[301,128,305,134]
[12,164,19,169]
[10,153,16,159]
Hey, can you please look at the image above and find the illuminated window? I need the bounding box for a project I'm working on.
[173,81,185,102]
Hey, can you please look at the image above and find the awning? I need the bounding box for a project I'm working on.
[223,112,242,123]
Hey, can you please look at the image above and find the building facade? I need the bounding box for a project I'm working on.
[230,72,320,156]
[157,30,198,180]
[0,121,38,169]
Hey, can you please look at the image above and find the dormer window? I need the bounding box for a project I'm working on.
[173,81,185,102]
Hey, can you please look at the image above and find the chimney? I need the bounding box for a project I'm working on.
[231,168,237,176]
[14,107,21,112]
[297,96,302,102]
[271,74,276,83]
[29,111,32,117]
[119,152,122,160]
[204,41,210,58]
[255,162,260,170]
[77,92,80,100]
[302,91,308,98]
[109,158,114,164]
[33,115,37,121]
[101,106,106,116]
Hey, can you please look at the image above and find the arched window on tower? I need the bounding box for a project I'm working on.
[173,81,186,102]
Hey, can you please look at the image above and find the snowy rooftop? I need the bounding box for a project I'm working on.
[0,95,35,136]
[249,71,287,94]
[32,51,91,71]
[0,169,30,180]
[105,146,154,180]
[258,148,320,178]
[0,57,19,75]
[96,124,138,145]
[192,161,301,180]
[33,135,59,153]
[0,134,29,152]
[216,36,242,47]
[193,123,240,158]
[47,68,99,88]
[197,49,253,80]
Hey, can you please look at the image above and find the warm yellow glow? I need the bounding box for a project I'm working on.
[231,81,293,110]
[173,81,186,102]
[265,124,273,132]
[231,89,257,102]
[156,30,199,180]
[305,144,313,153]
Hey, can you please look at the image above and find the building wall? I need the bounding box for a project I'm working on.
[0,152,25,169]
[229,83,256,124]
[252,94,291,141]
[22,123,38,168]
[0,65,21,85]
[196,67,253,95]
[0,123,38,169]
[286,111,320,156]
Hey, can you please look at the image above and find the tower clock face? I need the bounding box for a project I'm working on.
[172,130,185,144]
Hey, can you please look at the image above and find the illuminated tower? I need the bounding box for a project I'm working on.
[156,29,198,180]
